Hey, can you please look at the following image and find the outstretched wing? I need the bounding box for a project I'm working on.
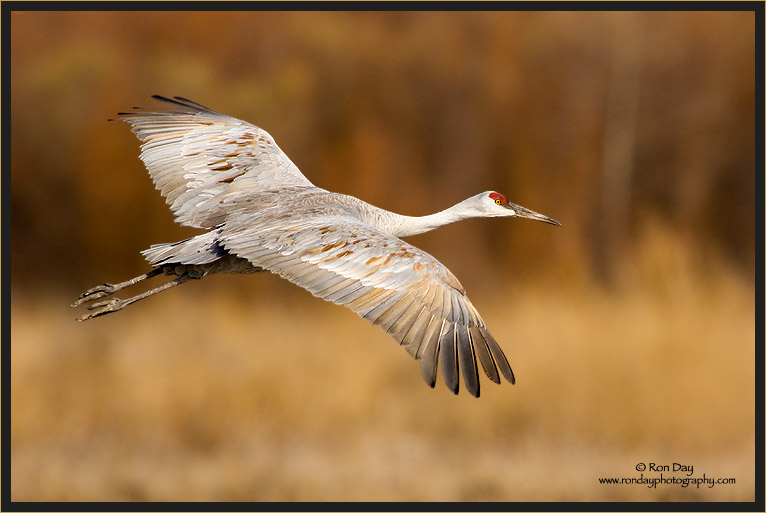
[220,213,515,397]
[117,96,315,229]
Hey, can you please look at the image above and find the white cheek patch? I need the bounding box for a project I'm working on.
[508,209,516,216]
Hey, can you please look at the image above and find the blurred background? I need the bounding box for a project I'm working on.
[10,10,756,501]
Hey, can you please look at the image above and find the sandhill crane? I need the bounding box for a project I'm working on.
[73,96,560,397]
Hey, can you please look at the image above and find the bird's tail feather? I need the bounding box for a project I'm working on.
[141,229,226,266]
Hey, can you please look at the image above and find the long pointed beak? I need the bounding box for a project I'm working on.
[509,203,561,226]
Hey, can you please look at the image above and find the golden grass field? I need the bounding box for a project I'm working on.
[10,224,755,502]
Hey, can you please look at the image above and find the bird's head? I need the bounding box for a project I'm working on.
[475,191,561,226]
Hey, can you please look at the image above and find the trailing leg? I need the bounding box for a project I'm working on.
[75,273,192,322]
[72,253,258,322]
[73,263,206,321]
[72,268,164,307]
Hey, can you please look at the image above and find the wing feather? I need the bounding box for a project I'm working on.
[118,96,314,228]
[378,292,417,333]
[220,215,515,397]
[345,287,390,311]
[400,306,433,356]
[439,325,459,394]
[325,281,369,304]
[419,319,444,387]
[388,303,426,341]
[484,329,516,385]
[361,291,408,324]
[469,326,500,384]
[316,277,359,298]
[459,327,480,397]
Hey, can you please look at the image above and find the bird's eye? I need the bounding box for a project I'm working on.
[495,198,502,205]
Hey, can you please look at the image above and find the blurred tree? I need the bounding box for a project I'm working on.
[9,10,755,293]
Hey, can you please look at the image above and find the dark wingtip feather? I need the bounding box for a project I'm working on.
[483,329,516,385]
[147,95,214,114]
[418,320,442,388]
[173,96,214,112]
[151,95,200,111]
[458,327,480,398]
[470,326,500,384]
[439,326,459,394]
[420,341,439,388]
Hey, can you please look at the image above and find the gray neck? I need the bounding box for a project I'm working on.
[365,197,481,238]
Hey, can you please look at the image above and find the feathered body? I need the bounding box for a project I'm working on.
[74,96,560,398]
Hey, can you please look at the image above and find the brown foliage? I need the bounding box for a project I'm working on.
[9,11,755,292]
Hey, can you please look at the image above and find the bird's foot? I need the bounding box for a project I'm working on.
[72,283,120,307]
[76,297,129,322]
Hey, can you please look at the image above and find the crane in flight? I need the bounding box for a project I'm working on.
[73,96,560,397]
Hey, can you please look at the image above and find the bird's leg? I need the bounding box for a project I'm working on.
[76,273,191,322]
[72,267,164,307]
